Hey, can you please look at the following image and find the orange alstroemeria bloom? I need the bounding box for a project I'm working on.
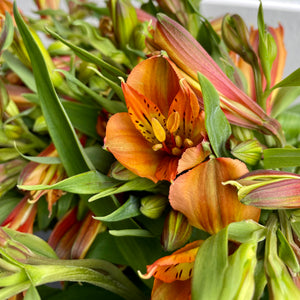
[139,240,203,300]
[234,25,286,115]
[105,54,205,182]
[170,156,261,234]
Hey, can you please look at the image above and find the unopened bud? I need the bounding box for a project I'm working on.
[222,14,257,65]
[109,161,137,180]
[231,139,263,166]
[131,22,149,51]
[33,115,48,133]
[161,210,192,251]
[77,61,97,83]
[110,0,138,50]
[140,194,168,219]
[4,124,23,139]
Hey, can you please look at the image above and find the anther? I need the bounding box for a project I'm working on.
[152,144,163,151]
[172,147,182,156]
[183,138,194,147]
[166,111,180,133]
[152,117,166,142]
[175,135,183,148]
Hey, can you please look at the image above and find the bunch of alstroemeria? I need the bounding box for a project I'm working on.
[1,0,300,299]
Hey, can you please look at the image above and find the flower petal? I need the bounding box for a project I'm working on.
[105,112,164,182]
[140,240,202,283]
[126,55,181,116]
[170,158,260,234]
[151,279,191,300]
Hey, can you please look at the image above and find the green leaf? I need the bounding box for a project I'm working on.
[2,51,36,92]
[271,87,300,118]
[192,227,228,299]
[13,4,94,176]
[198,72,231,157]
[108,229,154,238]
[61,100,99,139]
[57,69,126,113]
[263,148,300,168]
[0,12,14,52]
[88,177,158,202]
[272,68,300,90]
[45,27,127,78]
[277,111,300,144]
[94,196,141,222]
[18,170,120,194]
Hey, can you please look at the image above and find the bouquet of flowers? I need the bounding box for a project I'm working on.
[1,0,300,299]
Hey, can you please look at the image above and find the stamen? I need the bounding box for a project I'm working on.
[166,111,180,133]
[175,135,183,148]
[152,144,163,151]
[152,117,166,142]
[172,147,182,156]
[184,138,194,147]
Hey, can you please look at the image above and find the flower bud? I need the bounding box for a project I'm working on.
[230,139,263,166]
[4,124,23,139]
[109,161,138,181]
[110,0,138,50]
[222,14,257,65]
[130,22,148,51]
[224,170,300,209]
[77,61,97,83]
[140,194,168,219]
[33,115,48,133]
[231,125,254,142]
[161,210,192,252]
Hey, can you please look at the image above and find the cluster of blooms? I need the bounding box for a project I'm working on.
[1,0,300,299]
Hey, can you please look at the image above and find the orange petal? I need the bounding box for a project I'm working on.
[177,143,210,174]
[126,55,181,116]
[71,211,103,259]
[155,155,179,182]
[170,158,261,234]
[140,240,202,283]
[105,113,164,183]
[151,278,191,300]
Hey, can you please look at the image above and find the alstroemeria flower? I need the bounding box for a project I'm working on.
[224,169,300,209]
[105,54,205,182]
[1,195,37,233]
[149,14,284,145]
[48,207,104,259]
[139,240,203,300]
[18,143,65,213]
[233,25,286,115]
[170,157,261,234]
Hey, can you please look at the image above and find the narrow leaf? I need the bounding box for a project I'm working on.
[2,51,36,92]
[18,170,120,194]
[198,72,231,157]
[88,177,158,202]
[94,196,140,222]
[108,229,154,238]
[0,12,14,52]
[57,69,126,113]
[13,4,94,176]
[45,27,126,78]
[263,148,300,168]
[272,68,300,90]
